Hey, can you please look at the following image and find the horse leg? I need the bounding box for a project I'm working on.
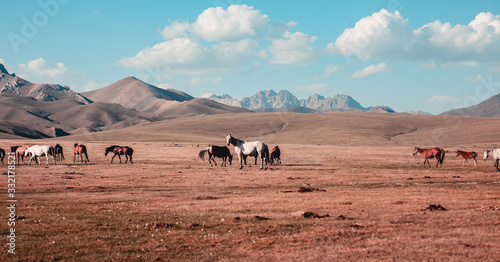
[129,153,133,164]
[238,154,243,169]
[118,155,122,164]
[496,159,499,171]
[111,154,115,164]
[473,158,477,168]
[125,155,128,164]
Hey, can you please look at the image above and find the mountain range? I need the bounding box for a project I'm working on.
[1,62,499,139]
[208,90,395,113]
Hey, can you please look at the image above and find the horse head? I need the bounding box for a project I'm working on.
[105,147,112,156]
[483,150,491,161]
[228,154,233,165]
[455,150,461,157]
[412,147,419,155]
[226,134,232,146]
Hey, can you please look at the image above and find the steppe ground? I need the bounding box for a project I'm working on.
[0,112,499,261]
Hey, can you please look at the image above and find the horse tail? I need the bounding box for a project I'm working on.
[263,144,270,163]
[440,149,446,164]
[83,147,89,162]
[198,147,210,161]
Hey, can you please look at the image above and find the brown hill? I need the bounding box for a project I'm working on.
[82,76,193,115]
[441,94,500,117]
[160,98,252,117]
[0,95,157,138]
[64,111,500,147]
[0,64,91,104]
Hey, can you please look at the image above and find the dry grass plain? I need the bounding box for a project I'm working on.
[1,112,500,261]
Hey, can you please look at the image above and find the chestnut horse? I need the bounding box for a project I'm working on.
[456,150,477,168]
[12,145,31,165]
[73,143,89,163]
[105,145,133,164]
[413,147,446,167]
[198,145,232,167]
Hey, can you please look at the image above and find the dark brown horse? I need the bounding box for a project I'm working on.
[270,146,281,166]
[74,143,89,163]
[105,145,133,164]
[54,144,64,161]
[198,145,232,167]
[456,150,477,168]
[0,148,4,165]
[413,147,446,167]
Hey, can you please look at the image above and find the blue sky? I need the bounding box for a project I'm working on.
[1,0,500,114]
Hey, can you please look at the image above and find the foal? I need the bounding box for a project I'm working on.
[456,150,477,168]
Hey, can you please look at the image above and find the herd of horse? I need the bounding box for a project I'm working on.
[413,146,500,171]
[1,137,500,171]
[0,143,134,166]
[198,134,281,169]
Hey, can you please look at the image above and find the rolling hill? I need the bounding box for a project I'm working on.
[0,95,157,138]
[82,76,193,115]
[441,93,500,117]
[64,111,500,147]
[0,63,91,104]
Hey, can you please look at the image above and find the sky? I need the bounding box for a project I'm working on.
[1,0,500,114]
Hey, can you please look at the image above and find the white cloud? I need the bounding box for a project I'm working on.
[161,20,190,39]
[426,95,460,104]
[268,31,319,65]
[116,38,258,75]
[328,9,500,63]
[192,5,269,42]
[466,74,483,82]
[351,63,392,78]
[18,58,67,79]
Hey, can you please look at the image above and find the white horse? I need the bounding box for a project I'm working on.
[483,149,500,171]
[25,145,56,165]
[226,134,269,170]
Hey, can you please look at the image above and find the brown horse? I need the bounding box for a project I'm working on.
[12,145,31,165]
[74,143,89,163]
[105,145,133,164]
[456,150,477,168]
[413,147,446,167]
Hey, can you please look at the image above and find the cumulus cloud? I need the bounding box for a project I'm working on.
[351,63,392,78]
[160,20,190,39]
[115,38,258,74]
[161,5,269,42]
[117,4,319,74]
[17,58,67,81]
[268,31,319,65]
[192,5,269,42]
[328,9,500,63]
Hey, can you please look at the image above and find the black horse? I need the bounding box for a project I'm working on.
[198,145,233,167]
[55,144,64,161]
[270,146,281,165]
